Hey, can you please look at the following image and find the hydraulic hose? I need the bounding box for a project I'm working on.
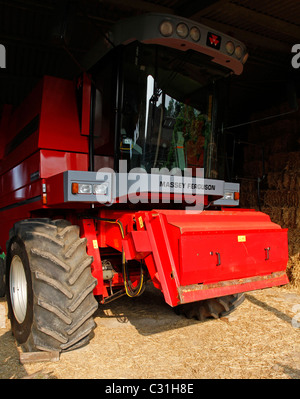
[84,216,145,298]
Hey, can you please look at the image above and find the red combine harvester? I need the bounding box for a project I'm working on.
[0,13,289,352]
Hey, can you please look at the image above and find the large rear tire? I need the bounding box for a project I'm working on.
[174,294,245,321]
[6,218,98,352]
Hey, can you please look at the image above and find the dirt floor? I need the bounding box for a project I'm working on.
[1,282,300,380]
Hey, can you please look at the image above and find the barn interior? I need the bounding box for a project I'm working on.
[0,0,300,286]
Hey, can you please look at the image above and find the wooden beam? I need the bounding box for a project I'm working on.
[223,3,300,40]
[190,0,231,20]
[0,0,53,11]
[0,33,87,53]
[176,0,224,19]
[98,0,174,15]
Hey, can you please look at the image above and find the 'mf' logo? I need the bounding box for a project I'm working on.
[0,44,6,68]
[206,32,221,50]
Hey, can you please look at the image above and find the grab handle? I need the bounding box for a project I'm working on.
[210,251,221,266]
[216,252,221,266]
[265,247,270,261]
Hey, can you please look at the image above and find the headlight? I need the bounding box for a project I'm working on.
[78,184,92,194]
[223,191,240,200]
[225,41,235,55]
[71,183,92,194]
[93,183,109,195]
[224,192,234,200]
[159,21,173,37]
[190,27,200,42]
[176,23,189,38]
[235,46,243,59]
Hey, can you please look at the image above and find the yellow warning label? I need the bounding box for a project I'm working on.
[238,235,246,242]
[138,216,144,229]
[93,239,98,249]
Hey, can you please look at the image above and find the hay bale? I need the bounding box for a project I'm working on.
[282,171,298,190]
[268,153,289,172]
[296,208,300,228]
[264,190,298,208]
[282,207,297,228]
[287,152,300,171]
[264,191,280,207]
[243,160,264,177]
[287,253,300,289]
[267,172,283,190]
[261,207,282,225]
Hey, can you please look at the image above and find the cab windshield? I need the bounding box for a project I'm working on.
[118,43,229,178]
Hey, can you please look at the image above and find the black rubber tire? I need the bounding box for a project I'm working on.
[174,293,245,321]
[6,218,98,352]
[0,256,5,298]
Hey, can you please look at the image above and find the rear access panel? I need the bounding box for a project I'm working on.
[180,229,288,286]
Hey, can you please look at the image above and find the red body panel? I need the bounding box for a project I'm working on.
[81,219,104,297]
[40,150,88,179]
[178,271,288,303]
[100,209,289,306]
[0,75,289,308]
[156,210,287,286]
[180,229,287,285]
[0,76,90,250]
[142,210,288,305]
[38,77,88,153]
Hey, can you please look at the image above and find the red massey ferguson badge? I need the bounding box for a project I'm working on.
[206,32,221,50]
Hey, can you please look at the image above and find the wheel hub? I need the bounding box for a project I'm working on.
[10,255,27,324]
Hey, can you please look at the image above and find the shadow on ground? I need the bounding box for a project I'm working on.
[95,283,226,335]
[245,293,294,324]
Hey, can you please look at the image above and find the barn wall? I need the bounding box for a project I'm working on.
[240,99,300,287]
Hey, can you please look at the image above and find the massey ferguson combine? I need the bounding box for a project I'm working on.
[0,13,289,353]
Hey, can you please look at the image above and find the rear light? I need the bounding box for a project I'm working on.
[234,192,240,201]
[42,182,47,204]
